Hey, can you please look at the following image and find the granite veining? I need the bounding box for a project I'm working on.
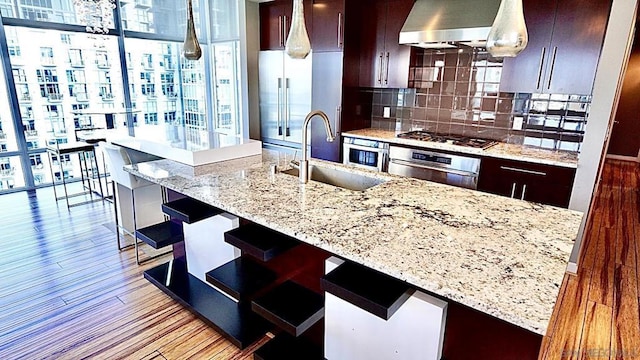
[126,151,583,335]
[343,128,579,168]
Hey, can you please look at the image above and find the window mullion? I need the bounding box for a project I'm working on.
[0,17,34,189]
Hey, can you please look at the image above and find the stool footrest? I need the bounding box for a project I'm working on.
[136,220,184,249]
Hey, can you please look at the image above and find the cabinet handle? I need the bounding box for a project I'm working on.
[335,106,342,135]
[521,184,527,200]
[285,78,290,136]
[337,12,343,49]
[278,16,283,47]
[547,46,558,90]
[500,166,547,176]
[384,52,390,85]
[283,16,289,45]
[377,52,384,84]
[277,78,282,136]
[510,183,517,198]
[535,47,546,90]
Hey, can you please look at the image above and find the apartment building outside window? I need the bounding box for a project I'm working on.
[40,47,54,66]
[68,49,84,67]
[0,0,245,193]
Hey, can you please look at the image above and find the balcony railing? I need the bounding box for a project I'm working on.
[100,93,115,101]
[20,94,31,102]
[40,58,55,66]
[0,168,15,177]
[95,61,110,69]
[75,93,89,102]
[135,0,151,8]
[47,93,64,101]
[70,60,85,68]
[0,132,6,140]
[25,129,38,137]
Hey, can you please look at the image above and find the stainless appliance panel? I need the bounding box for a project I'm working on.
[388,145,480,189]
[283,51,313,144]
[311,52,344,161]
[259,51,285,143]
[343,137,389,172]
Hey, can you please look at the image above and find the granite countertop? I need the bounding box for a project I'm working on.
[125,150,583,335]
[342,128,579,168]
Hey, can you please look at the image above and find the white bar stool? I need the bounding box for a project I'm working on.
[99,142,166,263]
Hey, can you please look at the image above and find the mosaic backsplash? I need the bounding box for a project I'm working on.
[369,47,590,153]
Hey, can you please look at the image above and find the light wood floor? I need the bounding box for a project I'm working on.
[1,160,638,359]
[0,187,268,359]
[539,160,640,360]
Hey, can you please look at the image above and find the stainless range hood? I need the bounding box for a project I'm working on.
[399,0,501,48]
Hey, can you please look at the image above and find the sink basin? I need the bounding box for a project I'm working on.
[282,164,387,191]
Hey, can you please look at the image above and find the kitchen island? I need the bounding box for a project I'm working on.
[125,149,582,339]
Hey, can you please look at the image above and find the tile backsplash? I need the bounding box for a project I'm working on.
[368,47,590,153]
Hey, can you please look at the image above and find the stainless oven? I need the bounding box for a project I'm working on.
[388,145,481,189]
[343,137,389,172]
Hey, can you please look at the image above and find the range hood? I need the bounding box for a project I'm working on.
[399,0,501,48]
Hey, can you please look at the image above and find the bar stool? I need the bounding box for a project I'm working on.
[99,142,166,262]
[46,140,105,208]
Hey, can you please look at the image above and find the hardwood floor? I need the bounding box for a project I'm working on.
[539,160,640,360]
[0,160,638,359]
[0,187,268,359]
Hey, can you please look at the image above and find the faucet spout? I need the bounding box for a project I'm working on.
[299,110,335,183]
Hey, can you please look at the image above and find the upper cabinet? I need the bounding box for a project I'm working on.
[358,0,414,88]
[311,0,345,52]
[260,0,313,51]
[500,0,611,95]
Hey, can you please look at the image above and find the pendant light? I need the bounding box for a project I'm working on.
[486,0,528,58]
[285,0,311,59]
[183,0,202,61]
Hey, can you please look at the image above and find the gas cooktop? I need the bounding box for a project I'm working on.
[396,131,498,150]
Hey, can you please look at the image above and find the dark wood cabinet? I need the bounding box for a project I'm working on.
[260,0,313,51]
[358,0,414,88]
[311,0,345,52]
[500,0,611,95]
[477,157,576,208]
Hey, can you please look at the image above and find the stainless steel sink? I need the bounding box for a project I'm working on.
[282,164,387,191]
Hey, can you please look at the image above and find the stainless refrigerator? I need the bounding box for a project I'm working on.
[259,50,313,150]
[310,52,343,162]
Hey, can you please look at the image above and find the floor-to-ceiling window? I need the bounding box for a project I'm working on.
[0,0,244,193]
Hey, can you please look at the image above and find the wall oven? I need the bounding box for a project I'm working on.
[388,145,481,189]
[343,137,389,172]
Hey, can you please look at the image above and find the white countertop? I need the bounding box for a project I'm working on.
[125,150,583,335]
[343,129,579,168]
[106,131,262,166]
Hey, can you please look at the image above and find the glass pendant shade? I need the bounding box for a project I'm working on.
[285,0,311,59]
[183,0,202,61]
[486,0,528,58]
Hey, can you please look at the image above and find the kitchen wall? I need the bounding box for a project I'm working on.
[367,47,591,153]
[607,14,640,159]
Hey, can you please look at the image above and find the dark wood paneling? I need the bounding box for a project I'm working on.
[358,0,388,87]
[608,16,640,157]
[260,0,313,51]
[500,0,557,94]
[382,0,414,88]
[311,0,344,52]
[547,0,611,94]
[500,0,610,95]
[477,157,576,207]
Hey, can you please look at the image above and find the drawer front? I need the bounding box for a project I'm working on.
[480,157,576,186]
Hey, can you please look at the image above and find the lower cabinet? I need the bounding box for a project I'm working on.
[477,157,576,208]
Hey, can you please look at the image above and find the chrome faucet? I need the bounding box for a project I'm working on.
[293,110,336,183]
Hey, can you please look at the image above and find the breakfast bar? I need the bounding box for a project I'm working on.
[125,149,583,358]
